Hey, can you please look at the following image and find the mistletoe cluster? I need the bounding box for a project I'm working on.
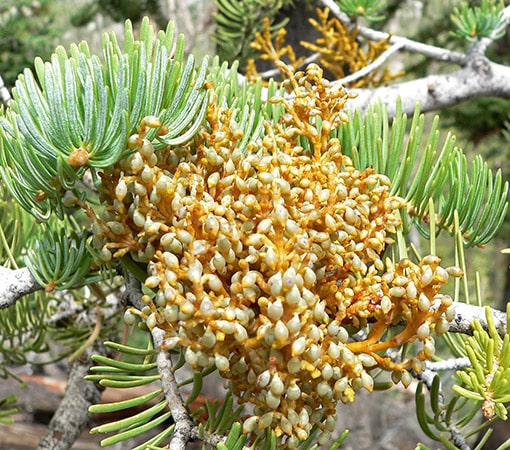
[0,12,508,450]
[92,63,458,446]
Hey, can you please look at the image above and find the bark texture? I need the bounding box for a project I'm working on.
[36,342,105,450]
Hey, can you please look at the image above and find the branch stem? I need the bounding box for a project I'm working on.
[0,266,42,309]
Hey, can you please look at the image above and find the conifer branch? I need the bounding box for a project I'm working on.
[426,357,471,372]
[449,301,507,337]
[317,0,510,115]
[0,266,42,309]
[345,58,510,116]
[152,327,196,450]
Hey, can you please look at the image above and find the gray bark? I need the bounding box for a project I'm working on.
[37,342,105,450]
[346,57,510,116]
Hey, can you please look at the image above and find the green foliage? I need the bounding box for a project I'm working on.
[213,0,293,63]
[201,391,244,438]
[337,0,386,22]
[0,185,38,268]
[0,17,209,221]
[24,221,102,291]
[0,186,50,370]
[0,394,19,424]
[451,0,506,41]
[0,10,509,450]
[410,220,510,450]
[217,423,248,450]
[453,305,510,421]
[86,341,173,448]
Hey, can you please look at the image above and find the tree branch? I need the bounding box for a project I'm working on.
[0,266,42,309]
[124,275,199,449]
[448,301,507,337]
[37,340,106,450]
[345,58,510,116]
[425,357,471,372]
[152,327,197,450]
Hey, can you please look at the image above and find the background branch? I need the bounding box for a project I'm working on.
[37,340,107,450]
[319,0,467,64]
[345,58,510,116]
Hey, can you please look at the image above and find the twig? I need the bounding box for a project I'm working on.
[448,301,507,337]
[152,327,197,450]
[426,357,471,372]
[124,275,198,449]
[347,58,510,116]
[123,273,251,450]
[68,305,103,363]
[0,266,42,309]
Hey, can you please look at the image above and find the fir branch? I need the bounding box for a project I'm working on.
[463,5,510,57]
[345,57,510,116]
[448,301,507,337]
[152,327,196,450]
[0,266,42,309]
[317,0,510,115]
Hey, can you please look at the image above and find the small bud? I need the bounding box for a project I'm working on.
[242,416,258,433]
[286,380,301,401]
[270,373,285,396]
[292,337,306,356]
[215,353,230,371]
[417,322,430,340]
